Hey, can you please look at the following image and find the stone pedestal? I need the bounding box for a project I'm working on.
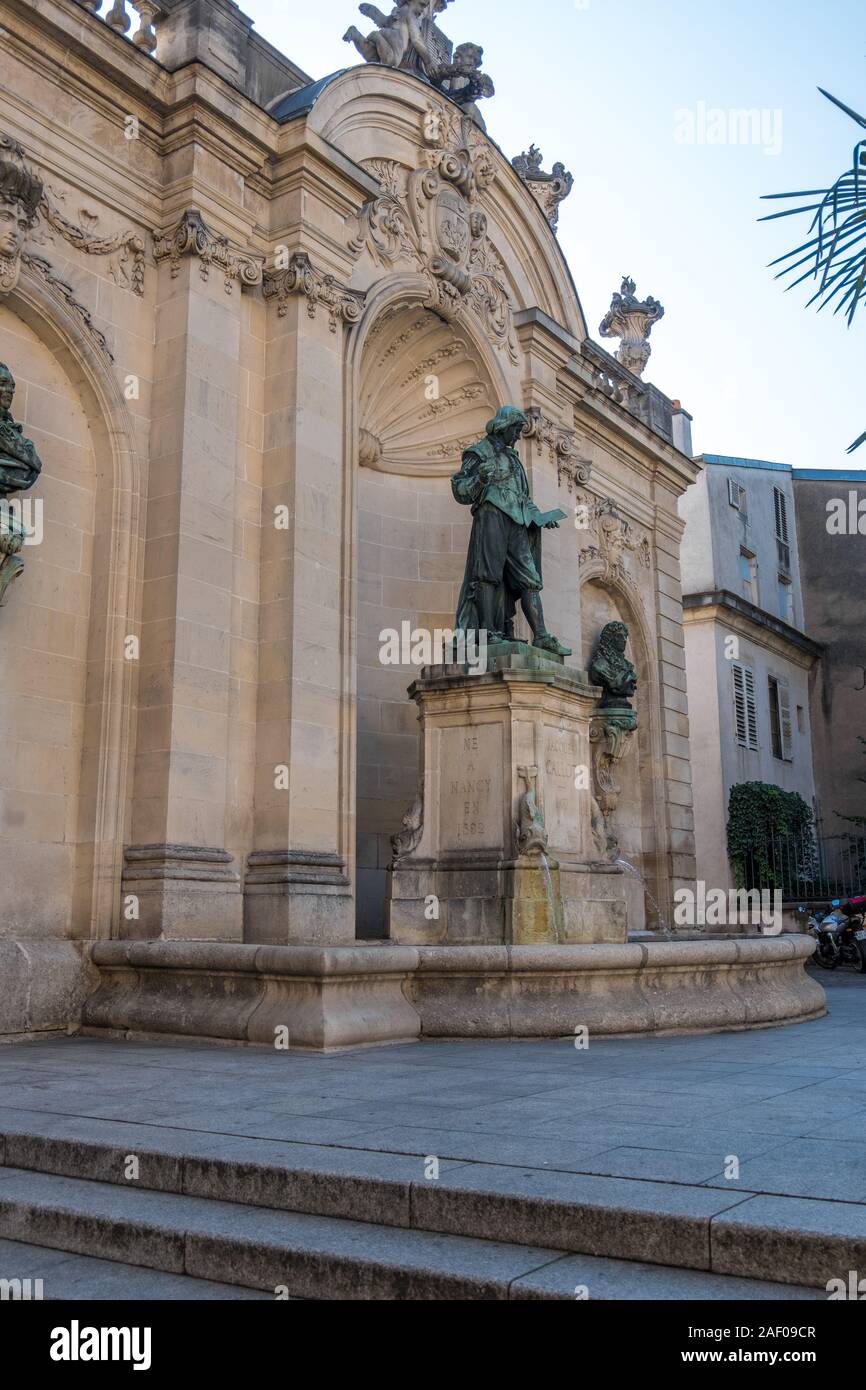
[387,647,629,946]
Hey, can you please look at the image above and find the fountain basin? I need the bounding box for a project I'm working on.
[83,935,824,1050]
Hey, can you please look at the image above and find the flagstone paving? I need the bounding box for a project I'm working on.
[1,970,863,1202]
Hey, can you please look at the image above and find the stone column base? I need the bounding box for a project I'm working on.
[121,845,242,941]
[243,851,354,944]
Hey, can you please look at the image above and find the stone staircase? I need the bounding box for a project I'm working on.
[0,1111,853,1300]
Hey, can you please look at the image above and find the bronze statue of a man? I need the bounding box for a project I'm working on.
[0,364,42,498]
[452,405,570,656]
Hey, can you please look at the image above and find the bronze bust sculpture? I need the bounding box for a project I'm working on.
[589,621,638,708]
[0,364,43,607]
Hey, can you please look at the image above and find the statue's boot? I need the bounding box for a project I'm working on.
[477,581,505,644]
[533,633,573,657]
[521,590,572,657]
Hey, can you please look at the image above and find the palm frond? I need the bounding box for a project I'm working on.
[764,88,866,451]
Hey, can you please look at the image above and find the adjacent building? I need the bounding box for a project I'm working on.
[680,455,866,891]
[679,457,822,891]
[794,469,866,836]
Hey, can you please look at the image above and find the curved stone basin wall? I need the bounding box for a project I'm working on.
[83,935,824,1050]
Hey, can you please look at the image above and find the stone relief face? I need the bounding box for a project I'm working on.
[0,202,28,257]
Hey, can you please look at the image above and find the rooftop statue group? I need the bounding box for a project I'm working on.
[344,1,494,129]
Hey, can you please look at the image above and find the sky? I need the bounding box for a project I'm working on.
[242,0,864,469]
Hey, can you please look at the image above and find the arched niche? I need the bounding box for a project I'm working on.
[580,564,668,932]
[347,280,506,937]
[0,270,141,944]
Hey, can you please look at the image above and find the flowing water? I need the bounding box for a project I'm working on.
[538,852,564,944]
[613,857,671,933]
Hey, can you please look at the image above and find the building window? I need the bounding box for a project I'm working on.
[774,487,791,572]
[739,547,758,605]
[733,662,759,751]
[796,704,805,735]
[768,676,794,761]
[777,574,794,624]
[728,478,747,513]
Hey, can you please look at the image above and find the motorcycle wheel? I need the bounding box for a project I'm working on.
[813,939,839,970]
[856,940,866,975]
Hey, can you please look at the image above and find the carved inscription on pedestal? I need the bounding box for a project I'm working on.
[439,724,503,851]
[543,726,584,854]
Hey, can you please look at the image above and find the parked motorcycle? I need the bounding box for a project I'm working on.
[808,897,866,972]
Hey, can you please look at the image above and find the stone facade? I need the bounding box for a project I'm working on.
[0,0,704,1040]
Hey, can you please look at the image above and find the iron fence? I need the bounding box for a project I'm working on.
[736,826,866,903]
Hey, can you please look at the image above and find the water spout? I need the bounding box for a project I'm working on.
[613,857,670,933]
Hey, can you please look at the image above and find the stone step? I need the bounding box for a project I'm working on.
[0,1237,272,1300]
[0,1110,859,1291]
[0,1171,821,1301]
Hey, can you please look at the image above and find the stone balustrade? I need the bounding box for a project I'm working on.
[582,339,675,446]
[75,0,162,55]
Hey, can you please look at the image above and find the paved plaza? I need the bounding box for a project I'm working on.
[1,970,865,1298]
[1,972,863,1200]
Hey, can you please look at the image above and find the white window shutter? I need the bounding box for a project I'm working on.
[744,666,759,750]
[733,663,758,749]
[779,681,793,760]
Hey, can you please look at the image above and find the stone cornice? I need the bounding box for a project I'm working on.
[262,252,365,329]
[683,590,824,666]
[2,0,278,168]
[153,209,264,292]
[570,387,701,499]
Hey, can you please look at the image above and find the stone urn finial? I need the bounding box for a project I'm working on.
[599,275,665,378]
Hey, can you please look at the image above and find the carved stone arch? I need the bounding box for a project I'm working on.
[307,67,587,340]
[579,561,670,929]
[345,271,518,936]
[347,270,514,479]
[4,265,142,941]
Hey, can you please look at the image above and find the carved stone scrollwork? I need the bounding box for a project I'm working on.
[392,781,424,863]
[348,105,518,362]
[262,253,366,331]
[577,494,652,583]
[39,198,146,297]
[0,504,26,607]
[589,710,638,860]
[522,407,591,491]
[153,210,263,295]
[1,134,146,302]
[20,253,114,360]
[599,275,665,379]
[511,145,574,231]
[516,765,548,858]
